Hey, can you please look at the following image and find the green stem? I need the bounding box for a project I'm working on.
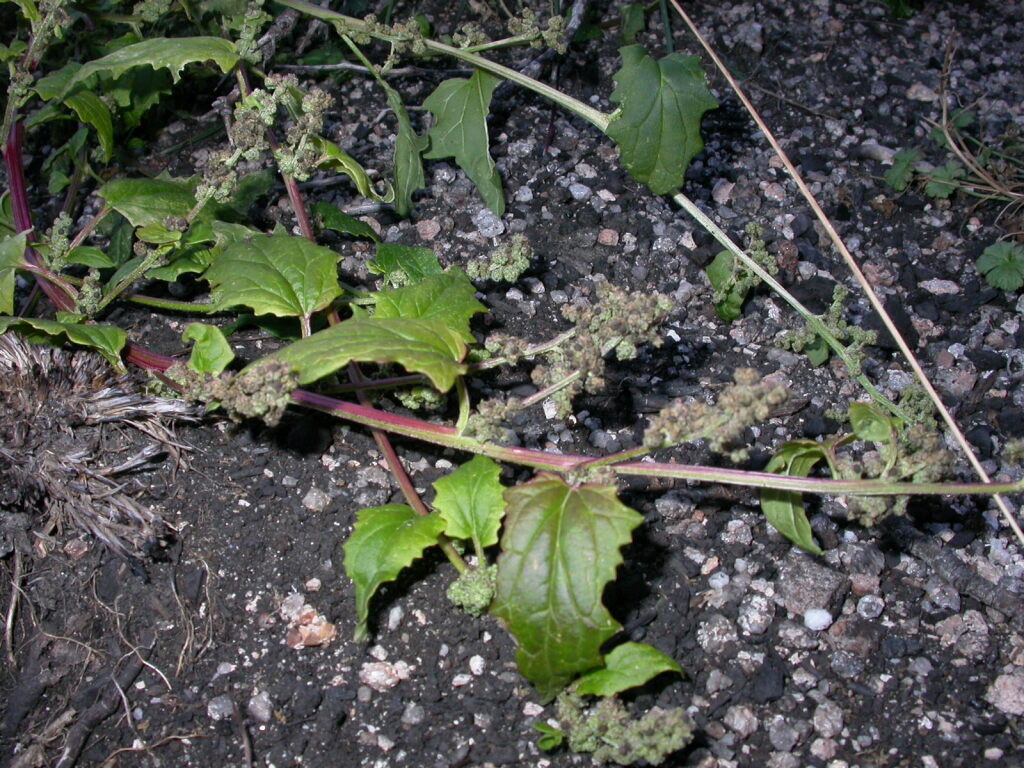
[96,249,166,312]
[455,377,470,434]
[671,191,907,421]
[126,294,219,313]
[276,0,609,129]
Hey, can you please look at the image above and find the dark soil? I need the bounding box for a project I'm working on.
[3,1,1024,767]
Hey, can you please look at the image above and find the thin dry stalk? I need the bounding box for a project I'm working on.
[669,0,1024,546]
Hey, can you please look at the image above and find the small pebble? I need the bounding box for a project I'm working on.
[401,702,425,726]
[568,182,591,201]
[804,608,834,631]
[247,691,273,723]
[472,208,505,238]
[723,705,759,738]
[302,486,331,512]
[856,595,885,619]
[207,694,234,722]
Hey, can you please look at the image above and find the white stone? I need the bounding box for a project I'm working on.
[803,608,833,631]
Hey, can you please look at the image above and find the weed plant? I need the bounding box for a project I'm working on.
[2,0,1022,762]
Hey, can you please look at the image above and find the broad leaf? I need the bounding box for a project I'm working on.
[344,504,445,641]
[976,242,1024,292]
[313,201,380,241]
[146,247,214,281]
[0,317,127,370]
[433,456,505,551]
[98,177,198,228]
[705,250,745,322]
[607,45,718,195]
[64,89,114,162]
[386,86,427,217]
[373,271,485,343]
[575,642,683,697]
[266,317,467,390]
[63,37,239,94]
[423,70,505,216]
[203,231,342,320]
[849,402,897,444]
[924,161,965,199]
[761,442,825,555]
[883,148,921,192]
[313,137,394,202]
[183,323,234,375]
[368,243,442,287]
[491,475,644,701]
[67,246,115,268]
[0,232,27,316]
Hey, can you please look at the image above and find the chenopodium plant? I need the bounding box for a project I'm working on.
[4,2,1020,764]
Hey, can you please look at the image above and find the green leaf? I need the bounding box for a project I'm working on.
[368,243,442,287]
[343,504,445,641]
[0,232,28,316]
[433,456,505,551]
[67,246,115,268]
[607,45,718,196]
[848,402,897,444]
[313,201,380,241]
[0,317,127,370]
[313,137,394,203]
[491,475,644,701]
[98,177,198,228]
[804,335,830,366]
[620,4,647,44]
[883,148,921,192]
[0,193,16,238]
[386,86,428,218]
[7,0,40,23]
[976,241,1024,292]
[203,231,342,320]
[705,250,745,322]
[64,89,114,163]
[575,642,683,697]
[761,442,825,555]
[423,70,505,216]
[183,322,234,375]
[266,317,467,390]
[62,37,239,94]
[535,722,564,751]
[146,247,214,281]
[924,161,965,199]
[373,271,485,343]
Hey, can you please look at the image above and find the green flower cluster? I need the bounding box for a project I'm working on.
[644,367,788,462]
[555,690,693,766]
[168,358,298,427]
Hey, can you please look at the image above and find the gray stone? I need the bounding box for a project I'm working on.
[935,610,990,660]
[696,613,738,655]
[830,651,864,679]
[723,705,759,738]
[777,551,849,616]
[568,182,591,201]
[207,694,234,722]
[302,486,331,512]
[987,673,1024,716]
[812,700,844,738]
[706,669,734,694]
[401,701,426,725]
[856,595,885,619]
[767,715,801,751]
[738,593,776,635]
[472,208,505,238]
[247,691,273,723]
[923,577,961,612]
